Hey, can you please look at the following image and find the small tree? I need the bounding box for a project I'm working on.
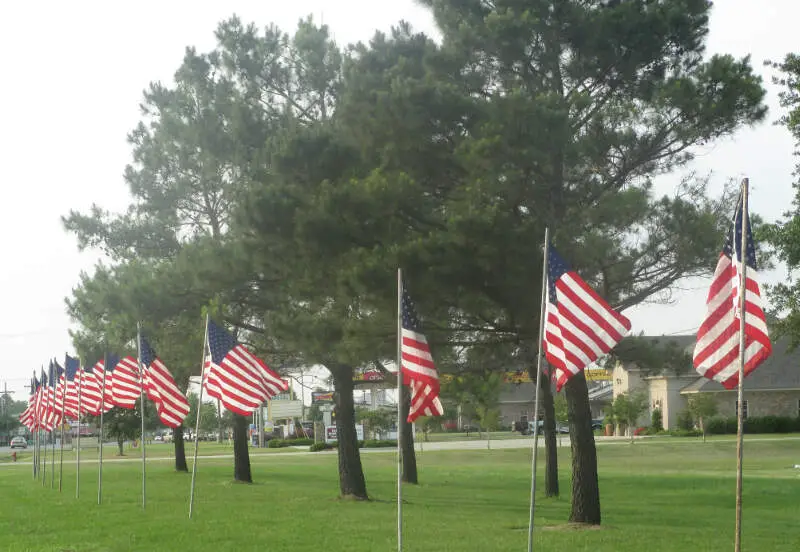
[612,392,649,442]
[687,394,718,442]
[104,407,141,455]
[475,405,501,449]
[651,408,663,432]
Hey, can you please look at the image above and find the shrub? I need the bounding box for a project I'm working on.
[267,438,315,448]
[676,410,694,431]
[362,440,397,448]
[651,409,663,431]
[705,415,800,435]
[668,428,702,437]
[309,442,332,452]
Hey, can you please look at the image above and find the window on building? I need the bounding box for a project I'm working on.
[736,400,749,420]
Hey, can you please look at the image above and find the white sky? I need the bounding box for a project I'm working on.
[1,1,797,397]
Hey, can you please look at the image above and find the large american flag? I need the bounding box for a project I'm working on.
[400,280,443,423]
[36,367,51,431]
[112,356,141,409]
[204,319,288,416]
[62,355,81,419]
[19,374,38,430]
[77,359,103,416]
[140,335,190,428]
[93,355,118,414]
[45,360,64,430]
[543,245,632,391]
[693,190,772,388]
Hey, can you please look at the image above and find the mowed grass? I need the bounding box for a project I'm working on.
[2,437,799,551]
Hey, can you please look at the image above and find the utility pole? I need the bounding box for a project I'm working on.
[1,381,15,416]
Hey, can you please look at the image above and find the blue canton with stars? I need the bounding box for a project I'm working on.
[49,360,63,388]
[65,355,80,382]
[208,319,238,365]
[40,367,47,389]
[103,354,120,372]
[546,245,573,305]
[401,282,423,333]
[140,335,156,367]
[722,192,758,270]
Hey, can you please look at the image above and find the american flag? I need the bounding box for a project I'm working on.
[77,359,103,416]
[140,335,190,428]
[400,280,443,423]
[61,356,81,419]
[112,356,141,409]
[543,245,632,391]
[19,374,38,430]
[204,319,288,416]
[93,355,118,414]
[46,360,64,430]
[693,189,772,388]
[36,367,51,431]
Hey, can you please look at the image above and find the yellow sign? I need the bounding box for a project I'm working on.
[585,369,612,381]
[441,371,532,384]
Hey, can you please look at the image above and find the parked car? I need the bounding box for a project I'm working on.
[10,436,28,449]
[525,421,570,434]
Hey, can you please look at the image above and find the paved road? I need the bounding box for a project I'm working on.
[2,435,653,467]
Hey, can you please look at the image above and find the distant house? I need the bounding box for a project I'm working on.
[613,335,800,430]
[498,378,612,428]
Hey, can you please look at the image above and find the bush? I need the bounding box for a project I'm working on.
[651,409,663,431]
[706,417,736,435]
[309,442,332,452]
[362,440,397,448]
[267,438,315,448]
[675,410,694,431]
[705,415,800,435]
[668,428,702,437]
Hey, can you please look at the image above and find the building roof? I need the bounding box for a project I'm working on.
[680,337,800,393]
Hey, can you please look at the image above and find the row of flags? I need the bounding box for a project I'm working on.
[17,192,769,434]
[19,322,291,434]
[541,185,772,393]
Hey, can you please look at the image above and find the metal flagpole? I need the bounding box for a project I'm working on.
[527,227,550,552]
[136,323,147,509]
[98,352,107,506]
[50,397,56,489]
[41,428,47,487]
[76,358,82,499]
[396,268,403,552]
[189,314,210,519]
[59,369,67,492]
[33,384,39,480]
[32,409,38,480]
[734,178,749,552]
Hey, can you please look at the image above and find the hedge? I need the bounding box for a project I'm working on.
[706,415,800,435]
[267,438,315,448]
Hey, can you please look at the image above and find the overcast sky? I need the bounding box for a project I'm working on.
[1,1,797,397]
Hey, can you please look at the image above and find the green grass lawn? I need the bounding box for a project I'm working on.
[2,437,799,551]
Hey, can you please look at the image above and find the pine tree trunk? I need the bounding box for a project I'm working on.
[173,426,188,472]
[331,364,368,499]
[565,373,601,524]
[539,375,559,497]
[232,414,252,483]
[400,379,418,484]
